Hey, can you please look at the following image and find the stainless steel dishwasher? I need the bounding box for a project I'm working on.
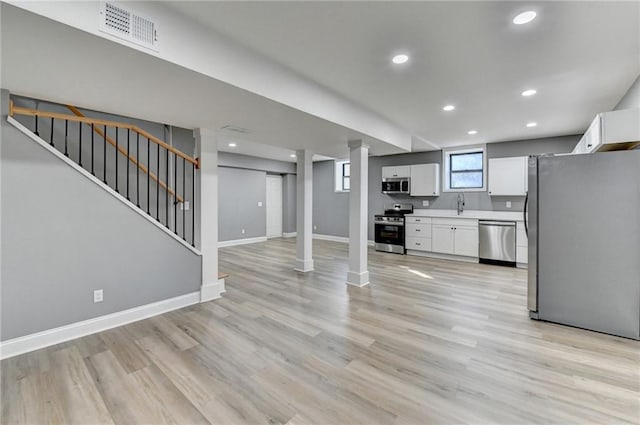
[478,220,516,266]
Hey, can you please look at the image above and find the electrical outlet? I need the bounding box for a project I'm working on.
[180,201,190,211]
[93,289,103,303]
[241,229,245,234]
[258,201,263,207]
[422,200,430,207]
[506,201,512,209]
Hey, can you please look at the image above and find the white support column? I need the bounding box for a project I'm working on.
[294,149,314,272]
[347,140,370,287]
[194,128,225,302]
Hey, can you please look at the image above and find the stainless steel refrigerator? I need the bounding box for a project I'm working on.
[526,150,640,340]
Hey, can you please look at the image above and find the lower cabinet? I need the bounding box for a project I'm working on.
[406,237,432,251]
[431,219,479,257]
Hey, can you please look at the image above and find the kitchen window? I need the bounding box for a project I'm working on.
[335,160,350,192]
[443,145,487,192]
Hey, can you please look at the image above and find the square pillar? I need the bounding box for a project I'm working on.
[194,128,225,301]
[295,149,314,272]
[347,140,370,287]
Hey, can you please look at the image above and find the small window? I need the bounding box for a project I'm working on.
[335,160,350,192]
[443,146,486,192]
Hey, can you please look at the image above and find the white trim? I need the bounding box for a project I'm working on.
[7,116,201,256]
[218,236,268,248]
[200,278,226,302]
[346,270,370,287]
[0,292,200,359]
[313,234,375,247]
[282,232,297,238]
[313,233,349,243]
[294,258,314,273]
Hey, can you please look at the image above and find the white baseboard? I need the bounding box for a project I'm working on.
[218,236,268,248]
[347,270,370,287]
[313,234,375,247]
[0,291,201,360]
[7,116,201,256]
[294,258,314,273]
[200,278,226,302]
[282,232,297,238]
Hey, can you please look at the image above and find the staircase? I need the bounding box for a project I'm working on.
[8,99,199,247]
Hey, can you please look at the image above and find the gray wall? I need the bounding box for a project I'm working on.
[615,74,640,110]
[1,90,201,341]
[313,135,580,240]
[217,152,296,241]
[11,95,197,244]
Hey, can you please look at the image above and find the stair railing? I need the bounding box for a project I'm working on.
[9,100,199,247]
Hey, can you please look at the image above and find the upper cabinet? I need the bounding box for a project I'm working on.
[575,108,640,154]
[488,156,527,196]
[382,166,411,178]
[410,164,440,196]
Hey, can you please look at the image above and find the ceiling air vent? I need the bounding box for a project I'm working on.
[99,2,159,52]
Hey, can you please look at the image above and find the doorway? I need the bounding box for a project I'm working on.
[266,174,283,238]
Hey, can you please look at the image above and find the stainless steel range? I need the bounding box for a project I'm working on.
[374,204,413,254]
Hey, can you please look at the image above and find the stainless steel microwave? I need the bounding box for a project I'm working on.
[382,177,410,194]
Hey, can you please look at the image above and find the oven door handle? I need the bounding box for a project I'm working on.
[374,221,404,226]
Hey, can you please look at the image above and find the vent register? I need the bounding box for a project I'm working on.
[100,2,159,51]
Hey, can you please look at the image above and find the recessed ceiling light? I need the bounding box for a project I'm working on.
[526,122,537,128]
[392,54,409,64]
[228,143,237,147]
[513,11,537,25]
[290,154,297,158]
[468,130,478,135]
[443,105,455,112]
[522,89,537,97]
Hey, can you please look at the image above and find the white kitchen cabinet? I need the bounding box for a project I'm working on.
[575,108,640,154]
[572,136,588,154]
[516,221,528,265]
[382,166,411,178]
[488,157,527,196]
[406,237,432,251]
[432,218,479,257]
[453,226,479,257]
[405,217,432,252]
[406,222,432,238]
[432,224,455,254]
[410,164,440,196]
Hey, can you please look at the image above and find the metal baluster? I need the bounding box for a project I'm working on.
[64,120,69,157]
[115,128,119,193]
[166,149,169,228]
[182,158,186,241]
[156,144,160,221]
[126,129,130,200]
[192,162,195,247]
[147,138,150,215]
[136,133,140,207]
[91,124,95,175]
[174,153,178,234]
[34,115,39,136]
[49,118,54,146]
[103,126,108,184]
[78,122,83,167]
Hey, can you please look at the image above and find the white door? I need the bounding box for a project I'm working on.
[266,175,283,238]
[431,225,454,254]
[453,226,479,257]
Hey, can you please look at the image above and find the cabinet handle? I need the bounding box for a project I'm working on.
[415,229,421,232]
[416,242,421,246]
[433,191,436,194]
[416,219,421,222]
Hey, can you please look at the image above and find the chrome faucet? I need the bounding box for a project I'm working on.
[457,192,465,215]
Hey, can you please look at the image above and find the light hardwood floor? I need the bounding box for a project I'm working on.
[2,238,639,424]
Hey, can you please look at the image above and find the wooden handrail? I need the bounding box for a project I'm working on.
[65,105,184,203]
[10,104,199,168]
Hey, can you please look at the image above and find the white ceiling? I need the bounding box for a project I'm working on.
[167,1,640,149]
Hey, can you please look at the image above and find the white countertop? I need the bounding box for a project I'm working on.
[406,209,525,222]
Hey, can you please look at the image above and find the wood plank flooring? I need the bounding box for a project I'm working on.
[2,238,639,424]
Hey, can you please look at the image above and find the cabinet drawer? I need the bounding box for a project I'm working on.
[432,218,478,228]
[406,237,431,252]
[517,245,528,264]
[406,223,432,238]
[405,216,431,224]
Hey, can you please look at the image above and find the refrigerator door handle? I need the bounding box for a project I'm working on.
[524,192,528,237]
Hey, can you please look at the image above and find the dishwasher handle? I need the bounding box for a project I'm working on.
[479,220,516,227]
